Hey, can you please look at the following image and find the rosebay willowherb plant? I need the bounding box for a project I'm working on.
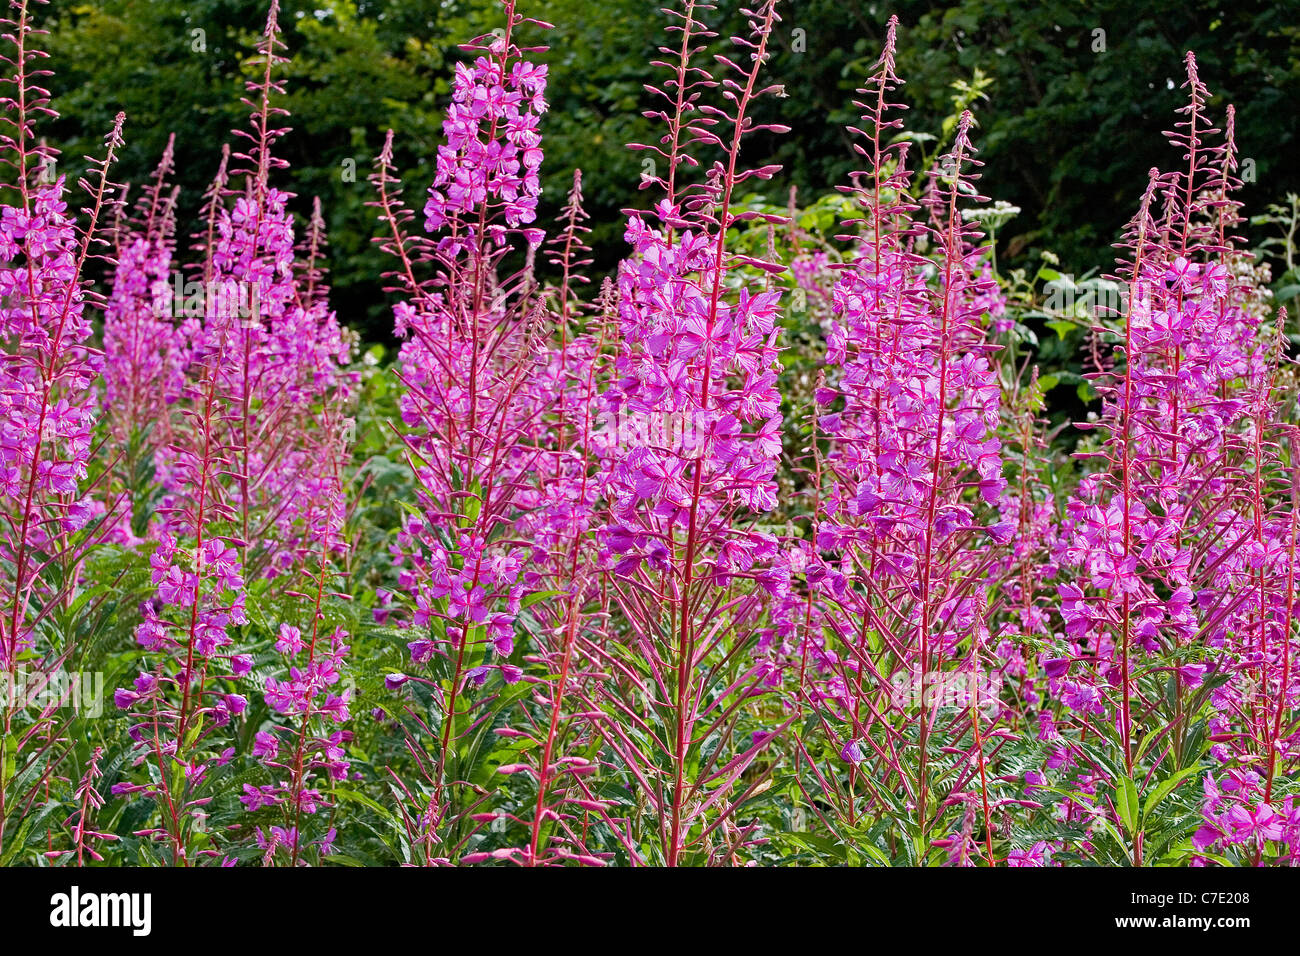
[0,0,125,859]
[1044,54,1300,867]
[1,0,1297,868]
[590,0,794,865]
[110,1,357,866]
[371,1,564,864]
[783,17,1011,864]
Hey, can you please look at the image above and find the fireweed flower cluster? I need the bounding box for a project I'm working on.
[148,5,355,571]
[103,135,185,447]
[515,171,607,572]
[100,135,186,546]
[423,42,547,233]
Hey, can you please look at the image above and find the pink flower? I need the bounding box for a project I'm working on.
[275,623,305,656]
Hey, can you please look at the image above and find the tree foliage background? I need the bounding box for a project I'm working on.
[44,0,1300,341]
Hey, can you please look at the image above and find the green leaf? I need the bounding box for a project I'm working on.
[1116,775,1140,837]
[1143,766,1200,823]
[331,787,397,823]
[521,589,562,610]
